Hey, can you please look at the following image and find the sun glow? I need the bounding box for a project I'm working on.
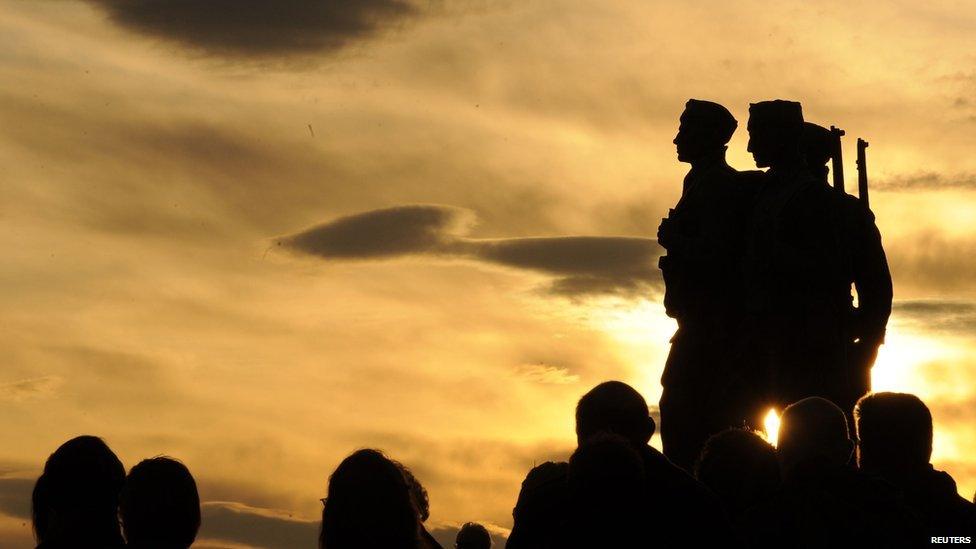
[763,408,781,447]
[588,297,676,399]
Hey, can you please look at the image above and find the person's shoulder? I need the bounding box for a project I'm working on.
[515,460,569,511]
[640,446,719,501]
[734,169,767,182]
[521,461,568,489]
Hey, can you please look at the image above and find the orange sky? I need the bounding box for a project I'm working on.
[1,1,975,546]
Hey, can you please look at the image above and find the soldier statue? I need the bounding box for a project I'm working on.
[801,121,893,428]
[657,99,762,472]
[740,100,849,424]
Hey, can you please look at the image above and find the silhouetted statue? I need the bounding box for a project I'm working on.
[803,122,893,426]
[855,393,976,538]
[398,461,444,549]
[455,522,492,549]
[120,456,201,549]
[695,428,781,523]
[742,101,847,417]
[745,397,921,549]
[509,381,739,548]
[31,435,126,549]
[658,99,764,472]
[320,449,422,549]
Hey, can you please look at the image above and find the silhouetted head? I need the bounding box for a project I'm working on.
[120,457,200,548]
[673,99,738,163]
[575,381,655,447]
[455,522,492,549]
[320,449,420,549]
[801,122,832,181]
[397,462,430,522]
[31,435,125,546]
[777,397,854,478]
[854,392,933,477]
[695,429,781,516]
[567,433,646,544]
[747,100,805,169]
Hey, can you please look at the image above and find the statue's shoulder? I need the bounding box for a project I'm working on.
[731,169,767,197]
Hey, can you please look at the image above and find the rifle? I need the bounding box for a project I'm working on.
[829,126,846,194]
[857,138,870,208]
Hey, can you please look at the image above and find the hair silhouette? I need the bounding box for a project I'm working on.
[320,449,420,549]
[395,461,443,548]
[455,522,492,549]
[31,435,126,548]
[120,456,201,548]
[399,463,430,523]
[695,428,781,518]
[854,392,932,474]
[575,381,655,446]
[855,393,976,538]
[777,397,853,477]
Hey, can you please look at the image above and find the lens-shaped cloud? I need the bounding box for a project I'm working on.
[279,205,663,298]
[86,0,417,58]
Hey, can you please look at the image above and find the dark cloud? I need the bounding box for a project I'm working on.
[893,300,976,335]
[0,477,34,520]
[86,0,417,58]
[198,501,319,549]
[280,205,662,298]
[874,171,976,191]
[477,236,656,277]
[282,205,474,259]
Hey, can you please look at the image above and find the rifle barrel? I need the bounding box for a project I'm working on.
[830,126,846,194]
[857,138,870,208]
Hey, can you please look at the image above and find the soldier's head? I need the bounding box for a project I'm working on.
[575,381,655,447]
[801,122,832,182]
[777,397,853,479]
[854,392,933,476]
[673,99,737,163]
[747,100,804,169]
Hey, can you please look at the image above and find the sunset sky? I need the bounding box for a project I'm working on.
[1,1,975,547]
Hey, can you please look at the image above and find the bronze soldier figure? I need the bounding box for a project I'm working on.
[658,99,760,472]
[740,100,848,425]
[802,122,893,427]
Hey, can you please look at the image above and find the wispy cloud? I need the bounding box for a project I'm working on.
[515,363,581,385]
[0,376,63,402]
[875,172,976,191]
[886,233,976,293]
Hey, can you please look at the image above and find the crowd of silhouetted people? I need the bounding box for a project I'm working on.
[26,382,975,548]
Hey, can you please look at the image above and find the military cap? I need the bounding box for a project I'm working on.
[749,100,804,134]
[801,121,832,168]
[683,99,738,143]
